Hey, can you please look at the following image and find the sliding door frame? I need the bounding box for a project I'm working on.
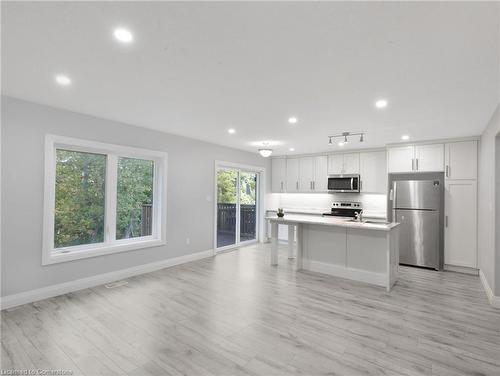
[213,161,266,253]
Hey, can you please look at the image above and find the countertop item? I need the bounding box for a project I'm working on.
[266,214,398,231]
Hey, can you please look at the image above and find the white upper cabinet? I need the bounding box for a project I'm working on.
[271,155,335,193]
[387,146,414,173]
[359,151,387,193]
[286,158,300,192]
[444,180,477,268]
[327,154,344,175]
[271,158,287,193]
[414,144,444,172]
[327,153,359,175]
[445,141,477,180]
[388,143,444,173]
[313,155,328,192]
[343,153,360,174]
[299,157,314,192]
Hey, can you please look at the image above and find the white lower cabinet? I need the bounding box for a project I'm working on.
[444,180,477,268]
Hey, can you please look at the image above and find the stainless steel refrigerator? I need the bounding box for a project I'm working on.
[392,180,443,270]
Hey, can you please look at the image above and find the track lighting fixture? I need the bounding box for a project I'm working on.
[328,132,366,146]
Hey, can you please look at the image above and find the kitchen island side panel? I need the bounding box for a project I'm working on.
[302,224,347,266]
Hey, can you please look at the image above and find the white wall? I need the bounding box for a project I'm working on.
[1,96,270,297]
[478,104,500,294]
[496,135,500,293]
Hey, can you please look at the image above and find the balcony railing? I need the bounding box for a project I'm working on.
[217,203,256,245]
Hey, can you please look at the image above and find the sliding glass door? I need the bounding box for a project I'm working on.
[239,172,257,242]
[216,167,259,251]
[216,169,238,248]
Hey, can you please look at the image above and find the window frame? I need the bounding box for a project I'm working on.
[42,135,167,265]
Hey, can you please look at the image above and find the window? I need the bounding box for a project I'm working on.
[55,150,106,248]
[43,135,167,265]
[116,157,154,239]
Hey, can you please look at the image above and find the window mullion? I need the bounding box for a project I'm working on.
[105,154,118,243]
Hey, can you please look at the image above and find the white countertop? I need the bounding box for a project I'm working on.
[266,214,399,231]
[266,208,387,220]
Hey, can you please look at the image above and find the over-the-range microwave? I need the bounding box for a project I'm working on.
[327,174,360,193]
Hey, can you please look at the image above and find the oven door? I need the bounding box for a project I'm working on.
[328,175,360,192]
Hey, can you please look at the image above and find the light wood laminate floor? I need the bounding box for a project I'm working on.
[2,243,500,376]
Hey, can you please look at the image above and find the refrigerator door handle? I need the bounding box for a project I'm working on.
[445,215,448,227]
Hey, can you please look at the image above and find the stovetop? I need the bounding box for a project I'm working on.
[323,201,363,218]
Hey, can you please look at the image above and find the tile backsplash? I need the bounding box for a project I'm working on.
[267,193,388,218]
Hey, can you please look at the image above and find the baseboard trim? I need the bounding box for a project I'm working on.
[1,249,214,310]
[479,269,500,309]
[444,264,479,275]
[302,259,387,288]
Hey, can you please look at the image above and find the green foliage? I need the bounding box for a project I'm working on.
[54,151,154,249]
[116,158,154,239]
[239,172,256,205]
[55,150,106,248]
[217,170,256,205]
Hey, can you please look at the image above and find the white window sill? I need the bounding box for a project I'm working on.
[42,238,166,265]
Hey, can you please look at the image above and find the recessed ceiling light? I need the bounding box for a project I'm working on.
[401,135,410,140]
[288,117,298,124]
[114,28,133,43]
[227,128,236,134]
[338,142,345,147]
[289,147,295,152]
[375,99,388,109]
[55,75,71,86]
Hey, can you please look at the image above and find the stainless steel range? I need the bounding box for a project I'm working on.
[323,201,363,218]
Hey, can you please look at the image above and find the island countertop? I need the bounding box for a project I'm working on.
[266,214,399,231]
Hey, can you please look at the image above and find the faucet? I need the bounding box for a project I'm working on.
[354,210,363,222]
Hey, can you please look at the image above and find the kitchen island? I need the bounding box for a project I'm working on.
[267,214,400,291]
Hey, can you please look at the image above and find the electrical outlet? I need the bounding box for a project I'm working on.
[186,237,190,245]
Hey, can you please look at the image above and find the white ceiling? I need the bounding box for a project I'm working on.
[2,2,499,156]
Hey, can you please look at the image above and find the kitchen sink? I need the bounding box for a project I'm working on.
[364,220,390,225]
[344,219,390,225]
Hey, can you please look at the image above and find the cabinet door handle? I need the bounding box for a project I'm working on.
[445,215,448,228]
[281,181,283,191]
[416,158,419,171]
[411,159,415,171]
[313,181,315,190]
[296,181,299,190]
[360,180,363,191]
[445,165,449,178]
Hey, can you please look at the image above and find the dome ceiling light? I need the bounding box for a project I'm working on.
[258,142,273,157]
